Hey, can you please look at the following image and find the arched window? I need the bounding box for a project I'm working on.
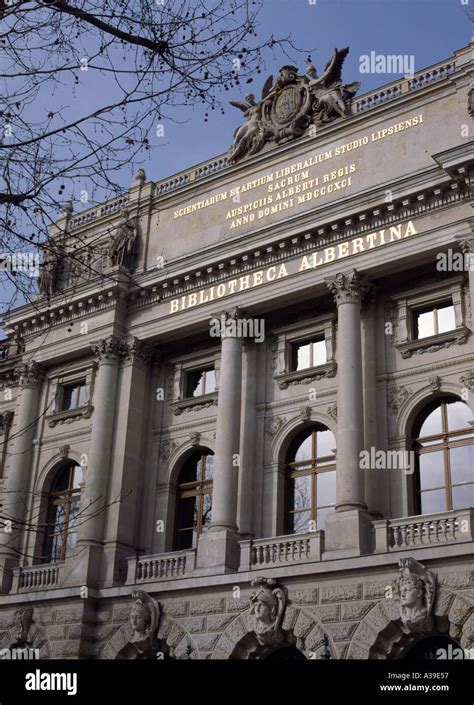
[414,399,473,514]
[286,426,336,534]
[43,462,83,563]
[175,450,213,550]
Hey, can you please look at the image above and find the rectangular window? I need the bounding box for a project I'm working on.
[185,368,216,398]
[60,382,87,411]
[414,302,455,340]
[291,339,326,371]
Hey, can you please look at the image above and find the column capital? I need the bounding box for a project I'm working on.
[457,237,474,254]
[92,335,121,363]
[119,337,157,366]
[15,360,45,389]
[326,270,371,306]
[210,307,247,339]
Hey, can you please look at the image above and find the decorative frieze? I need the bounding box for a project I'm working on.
[47,406,93,428]
[173,396,218,416]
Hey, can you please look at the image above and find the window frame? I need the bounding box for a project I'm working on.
[285,426,336,534]
[272,315,336,390]
[392,278,469,358]
[59,380,87,412]
[184,366,217,399]
[174,450,214,550]
[42,462,83,564]
[413,399,474,514]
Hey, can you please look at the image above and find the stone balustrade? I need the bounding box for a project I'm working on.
[373,509,474,552]
[12,563,62,593]
[239,532,324,570]
[125,549,196,585]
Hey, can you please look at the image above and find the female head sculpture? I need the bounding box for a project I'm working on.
[249,577,286,646]
[396,558,436,631]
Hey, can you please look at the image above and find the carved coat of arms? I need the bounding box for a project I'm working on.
[228,47,360,163]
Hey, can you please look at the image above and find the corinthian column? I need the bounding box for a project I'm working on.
[0,361,44,592]
[324,271,372,557]
[197,308,243,572]
[75,336,121,586]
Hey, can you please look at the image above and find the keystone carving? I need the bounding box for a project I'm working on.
[250,577,287,647]
[394,558,436,633]
[116,591,161,660]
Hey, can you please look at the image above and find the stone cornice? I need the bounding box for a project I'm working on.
[129,180,470,313]
[0,178,470,341]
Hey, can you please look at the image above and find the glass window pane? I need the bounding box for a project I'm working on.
[446,401,472,431]
[175,529,193,551]
[204,454,214,480]
[450,446,474,485]
[316,506,333,531]
[186,371,204,398]
[289,475,311,512]
[420,489,446,514]
[293,434,312,462]
[202,492,212,527]
[416,310,435,339]
[419,406,442,437]
[317,471,336,506]
[50,533,63,562]
[312,340,326,366]
[316,429,336,458]
[295,343,310,371]
[452,483,474,510]
[436,304,455,334]
[179,457,199,485]
[204,369,216,394]
[72,466,84,488]
[176,496,197,530]
[418,452,446,489]
[77,384,87,407]
[288,510,311,535]
[62,385,75,411]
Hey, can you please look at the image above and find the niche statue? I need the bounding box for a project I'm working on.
[108,208,136,269]
[116,590,161,659]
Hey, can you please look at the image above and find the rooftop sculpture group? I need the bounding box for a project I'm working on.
[228,47,360,163]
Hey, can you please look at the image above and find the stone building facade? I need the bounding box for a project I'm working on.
[0,42,473,661]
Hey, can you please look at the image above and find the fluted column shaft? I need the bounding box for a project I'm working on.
[0,362,44,557]
[209,314,243,533]
[77,337,120,547]
[327,271,368,512]
[361,287,381,516]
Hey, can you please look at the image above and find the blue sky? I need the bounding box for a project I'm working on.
[152,0,473,182]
